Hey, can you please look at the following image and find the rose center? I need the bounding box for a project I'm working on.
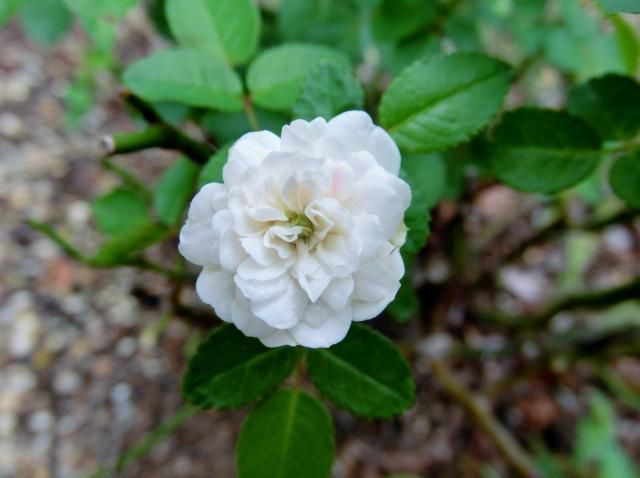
[286,211,313,239]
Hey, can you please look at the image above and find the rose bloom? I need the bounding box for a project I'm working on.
[179,111,411,348]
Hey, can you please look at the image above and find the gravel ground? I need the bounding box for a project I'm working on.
[0,17,241,478]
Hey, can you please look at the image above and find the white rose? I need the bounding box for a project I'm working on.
[179,111,411,348]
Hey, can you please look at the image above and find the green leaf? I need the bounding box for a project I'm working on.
[198,145,230,188]
[182,325,298,409]
[247,44,351,111]
[596,0,640,14]
[63,0,139,18]
[372,0,437,43]
[153,157,199,226]
[237,389,335,478]
[490,109,602,194]
[612,16,639,75]
[277,0,363,57]
[123,49,243,111]
[401,152,446,208]
[92,188,149,236]
[90,223,169,266]
[387,275,419,323]
[0,0,21,26]
[202,110,288,144]
[575,392,640,478]
[400,175,431,254]
[306,323,415,418]
[165,0,260,65]
[567,74,640,142]
[379,53,512,153]
[609,151,640,208]
[21,0,71,45]
[293,61,363,120]
[378,35,440,76]
[545,0,628,80]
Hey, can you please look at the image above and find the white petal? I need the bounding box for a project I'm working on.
[353,215,384,261]
[351,244,404,321]
[219,227,246,271]
[290,303,352,348]
[195,267,235,321]
[259,330,297,347]
[327,110,401,175]
[234,272,288,302]
[236,257,289,281]
[223,131,280,186]
[281,118,327,153]
[350,173,410,239]
[179,184,228,267]
[246,205,288,222]
[240,236,280,266]
[230,300,274,338]
[248,276,308,329]
[322,276,354,310]
[315,234,357,277]
[294,248,332,302]
[178,222,219,267]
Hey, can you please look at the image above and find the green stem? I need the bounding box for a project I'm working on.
[26,220,87,262]
[431,359,541,478]
[100,158,151,196]
[102,125,213,165]
[478,276,640,329]
[84,404,197,478]
[242,96,260,131]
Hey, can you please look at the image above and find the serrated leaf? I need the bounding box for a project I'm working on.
[247,44,351,111]
[198,145,230,189]
[293,61,363,120]
[379,53,512,153]
[610,151,640,208]
[596,0,640,14]
[237,389,335,478]
[0,0,21,26]
[21,0,71,45]
[90,223,169,266]
[92,188,149,236]
[182,325,298,409]
[401,177,431,254]
[306,323,415,418]
[165,0,259,65]
[490,109,602,194]
[123,49,243,111]
[567,74,640,142]
[153,157,199,226]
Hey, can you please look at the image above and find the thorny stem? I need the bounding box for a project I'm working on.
[430,359,541,478]
[101,125,213,165]
[101,92,216,165]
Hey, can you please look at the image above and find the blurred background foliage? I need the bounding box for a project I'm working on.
[2,0,640,477]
